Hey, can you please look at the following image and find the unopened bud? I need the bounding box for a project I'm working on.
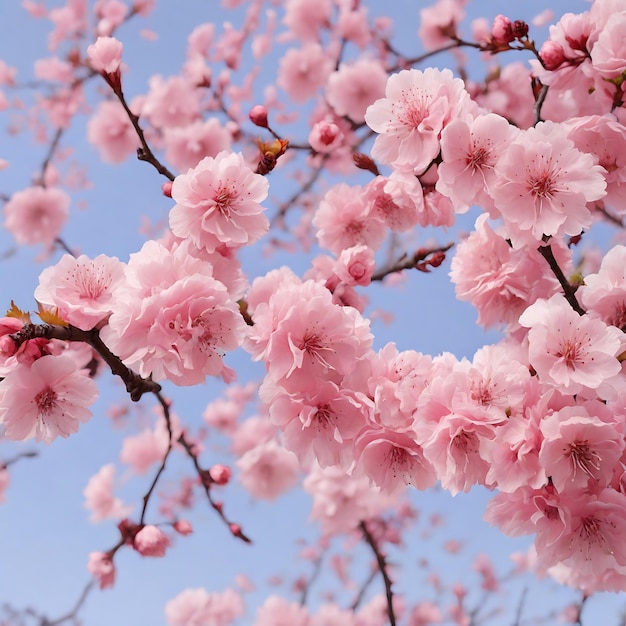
[249,105,269,128]
[209,464,231,485]
[353,152,379,176]
[512,20,529,39]
[161,181,173,197]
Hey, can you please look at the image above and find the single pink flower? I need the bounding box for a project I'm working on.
[86,36,123,74]
[519,294,624,395]
[4,186,69,246]
[83,463,131,523]
[34,253,125,330]
[170,151,269,252]
[365,67,476,174]
[133,524,170,557]
[490,121,606,246]
[0,354,98,444]
[87,552,116,590]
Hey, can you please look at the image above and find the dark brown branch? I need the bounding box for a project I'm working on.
[10,324,161,401]
[537,242,586,315]
[359,521,396,626]
[110,86,176,182]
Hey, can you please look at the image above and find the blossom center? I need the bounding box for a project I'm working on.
[567,440,601,479]
[35,386,59,417]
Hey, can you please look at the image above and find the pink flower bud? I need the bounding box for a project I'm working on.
[539,40,566,70]
[491,15,514,45]
[249,105,269,128]
[133,525,170,557]
[161,181,173,197]
[209,464,231,485]
[173,520,193,535]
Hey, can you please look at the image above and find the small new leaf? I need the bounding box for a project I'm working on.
[6,300,31,324]
[36,302,69,327]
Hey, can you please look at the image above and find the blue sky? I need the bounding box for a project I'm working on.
[2,1,625,625]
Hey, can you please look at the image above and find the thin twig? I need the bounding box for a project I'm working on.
[359,521,396,626]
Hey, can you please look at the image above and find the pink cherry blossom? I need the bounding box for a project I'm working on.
[418,0,465,50]
[313,183,386,255]
[490,121,607,246]
[364,173,424,232]
[325,59,388,124]
[282,0,332,42]
[141,75,201,129]
[579,244,626,328]
[86,36,123,74]
[437,113,518,213]
[334,245,375,287]
[253,596,311,626]
[83,463,131,523]
[34,253,125,330]
[365,67,476,174]
[87,552,116,590]
[119,422,170,474]
[539,402,623,493]
[170,151,269,253]
[304,464,395,535]
[354,427,437,494]
[449,214,562,329]
[236,439,300,500]
[4,186,70,246]
[0,354,98,444]
[590,12,626,79]
[277,43,333,104]
[164,119,232,172]
[102,240,246,385]
[87,99,140,163]
[134,524,170,557]
[564,114,626,214]
[519,294,625,395]
[254,279,373,392]
[165,587,245,626]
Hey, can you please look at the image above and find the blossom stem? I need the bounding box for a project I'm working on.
[537,242,586,316]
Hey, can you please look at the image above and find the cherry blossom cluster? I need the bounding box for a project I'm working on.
[2,0,626,624]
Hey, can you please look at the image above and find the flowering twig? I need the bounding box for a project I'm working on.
[177,432,252,543]
[372,243,453,281]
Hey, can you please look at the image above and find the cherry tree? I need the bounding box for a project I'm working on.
[2,0,626,624]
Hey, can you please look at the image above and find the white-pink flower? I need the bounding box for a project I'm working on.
[365,67,476,174]
[0,354,98,444]
[35,253,125,330]
[170,151,269,252]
